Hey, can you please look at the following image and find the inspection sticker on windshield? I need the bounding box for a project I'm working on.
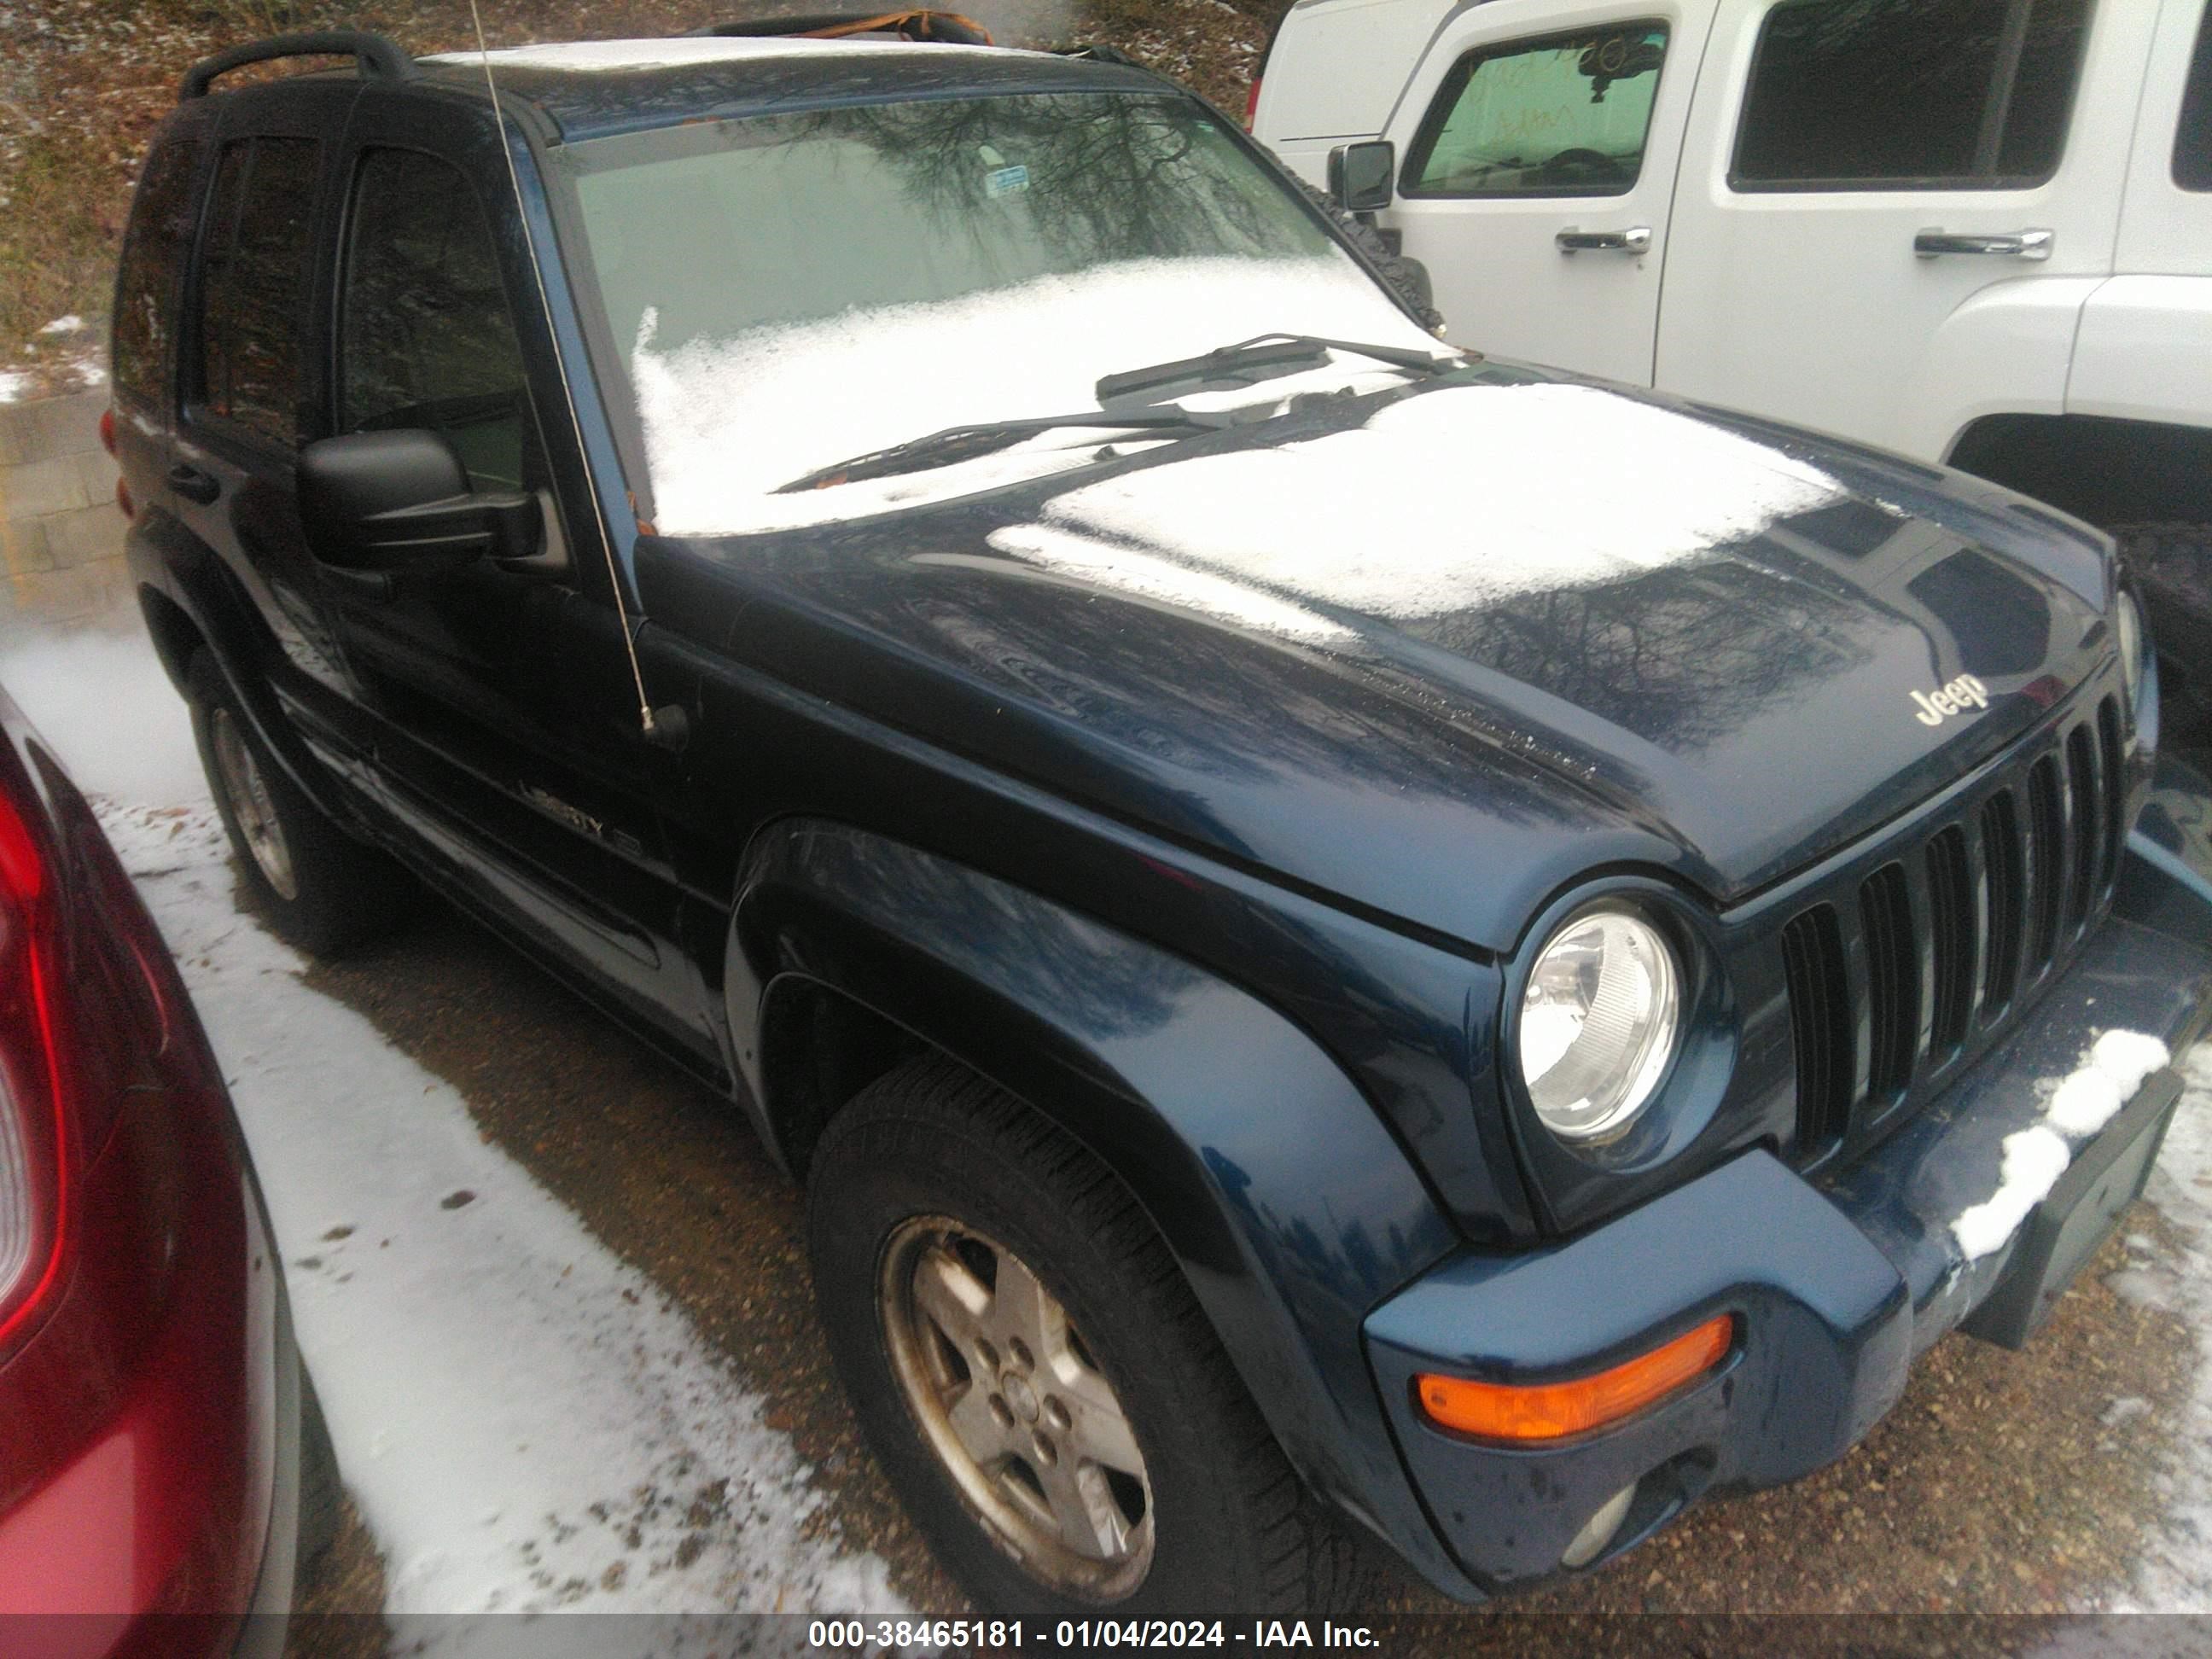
[985,165,1030,198]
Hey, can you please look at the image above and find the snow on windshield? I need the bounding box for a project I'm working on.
[632,254,1430,537]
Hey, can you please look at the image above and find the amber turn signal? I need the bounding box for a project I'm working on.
[1416,1313,1734,1442]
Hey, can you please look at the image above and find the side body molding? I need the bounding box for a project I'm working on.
[724,818,1472,1592]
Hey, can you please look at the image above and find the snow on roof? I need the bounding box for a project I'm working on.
[422,36,1009,73]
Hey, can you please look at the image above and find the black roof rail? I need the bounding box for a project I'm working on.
[687,10,994,45]
[180,30,416,102]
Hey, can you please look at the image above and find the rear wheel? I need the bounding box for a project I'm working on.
[806,1056,1364,1617]
[187,652,411,954]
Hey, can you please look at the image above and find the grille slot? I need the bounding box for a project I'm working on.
[1979,790,2023,1019]
[1783,904,1853,1154]
[1926,824,1975,1057]
[1859,862,1917,1104]
[1779,701,2129,1164]
[2064,723,2099,933]
[2023,754,2064,980]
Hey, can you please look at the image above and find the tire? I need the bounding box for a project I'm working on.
[2112,523,2212,743]
[185,651,411,954]
[806,1056,1365,1618]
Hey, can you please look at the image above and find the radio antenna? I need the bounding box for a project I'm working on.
[467,0,665,743]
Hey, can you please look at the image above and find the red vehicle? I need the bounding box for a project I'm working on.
[0,684,323,1654]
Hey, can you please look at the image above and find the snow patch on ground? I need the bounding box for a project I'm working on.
[0,370,30,404]
[100,800,905,1633]
[1036,382,1844,620]
[3,626,902,1639]
[632,255,1431,536]
[1953,1030,2173,1260]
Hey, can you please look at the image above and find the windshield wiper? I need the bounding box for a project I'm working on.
[774,409,1229,493]
[1095,332,1457,404]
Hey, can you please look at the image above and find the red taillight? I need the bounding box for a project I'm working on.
[0,783,64,1355]
[1244,77,1261,130]
[97,408,116,457]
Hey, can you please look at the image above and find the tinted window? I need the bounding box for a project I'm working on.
[341,148,533,492]
[1406,25,1668,197]
[1734,0,2091,190]
[2180,0,2212,191]
[195,137,320,442]
[113,131,201,404]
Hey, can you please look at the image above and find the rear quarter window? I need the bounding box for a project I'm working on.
[112,131,203,406]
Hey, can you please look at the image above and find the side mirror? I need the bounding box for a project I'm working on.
[299,429,540,574]
[1328,140,1396,213]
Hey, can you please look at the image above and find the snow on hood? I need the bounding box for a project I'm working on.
[632,254,1440,537]
[1019,382,1845,625]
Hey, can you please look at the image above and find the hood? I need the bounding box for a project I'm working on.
[638,373,2117,952]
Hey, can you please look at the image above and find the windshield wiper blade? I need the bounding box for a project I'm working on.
[1096,332,1456,404]
[774,409,1226,493]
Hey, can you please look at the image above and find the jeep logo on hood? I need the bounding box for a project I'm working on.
[1911,674,1990,727]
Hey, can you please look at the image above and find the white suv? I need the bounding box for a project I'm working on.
[1253,0,2212,726]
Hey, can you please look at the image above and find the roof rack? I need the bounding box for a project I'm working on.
[688,10,994,45]
[180,30,416,102]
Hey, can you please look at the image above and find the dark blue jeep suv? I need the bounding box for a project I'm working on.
[112,21,2212,1617]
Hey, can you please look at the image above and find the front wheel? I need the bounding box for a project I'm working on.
[806,1057,1364,1617]
[2114,522,2212,743]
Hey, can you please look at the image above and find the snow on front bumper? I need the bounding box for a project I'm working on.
[1359,829,2212,1599]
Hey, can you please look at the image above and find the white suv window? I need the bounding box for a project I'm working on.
[2179,0,2212,191]
[1733,0,2092,192]
[1402,24,1668,199]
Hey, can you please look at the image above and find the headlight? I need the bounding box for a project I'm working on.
[1518,906,1681,1143]
[2116,590,2145,707]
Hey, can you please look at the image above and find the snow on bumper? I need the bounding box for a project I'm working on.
[1361,829,2212,1599]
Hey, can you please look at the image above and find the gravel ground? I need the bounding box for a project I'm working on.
[271,857,2207,1650]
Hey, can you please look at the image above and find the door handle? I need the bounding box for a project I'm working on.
[1556,225,1651,254]
[1913,229,2052,260]
[167,463,222,504]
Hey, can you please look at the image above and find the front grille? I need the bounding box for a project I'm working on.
[1782,695,2128,1155]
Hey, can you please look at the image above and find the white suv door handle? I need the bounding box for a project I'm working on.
[1556,225,1651,254]
[1913,228,2053,260]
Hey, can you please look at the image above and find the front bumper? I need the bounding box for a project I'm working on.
[1364,782,2212,1598]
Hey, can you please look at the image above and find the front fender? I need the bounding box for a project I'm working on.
[725,818,1474,1595]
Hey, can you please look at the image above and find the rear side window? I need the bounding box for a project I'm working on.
[194,137,321,444]
[1405,25,1669,197]
[340,148,535,492]
[113,132,201,405]
[2179,0,2212,191]
[1733,0,2093,191]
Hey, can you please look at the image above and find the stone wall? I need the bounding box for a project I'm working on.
[0,391,131,625]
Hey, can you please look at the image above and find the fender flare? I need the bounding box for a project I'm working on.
[725,817,1473,1593]
[130,516,360,827]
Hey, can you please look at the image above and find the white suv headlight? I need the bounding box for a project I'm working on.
[1518,906,1681,1143]
[2116,590,2145,708]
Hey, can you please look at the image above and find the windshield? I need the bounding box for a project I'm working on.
[562,90,1432,535]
